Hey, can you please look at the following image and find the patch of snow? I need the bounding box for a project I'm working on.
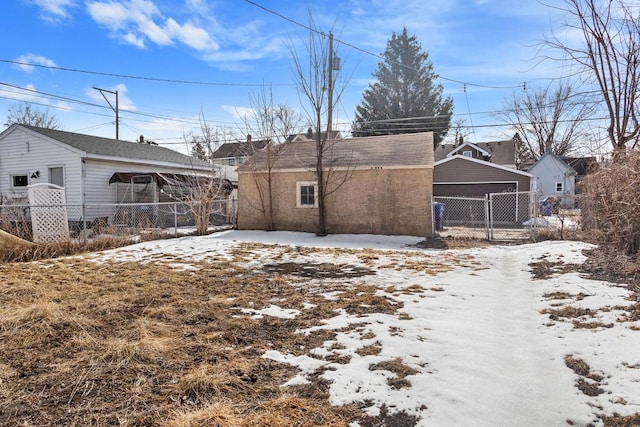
[239,304,301,319]
[82,229,638,425]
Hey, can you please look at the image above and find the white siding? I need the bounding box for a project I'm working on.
[529,154,576,201]
[84,159,205,205]
[1,126,214,222]
[0,127,83,206]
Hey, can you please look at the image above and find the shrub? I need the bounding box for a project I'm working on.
[582,151,640,254]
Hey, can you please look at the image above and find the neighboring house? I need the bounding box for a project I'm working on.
[211,135,269,168]
[562,156,597,187]
[0,124,213,220]
[528,152,578,205]
[434,139,517,168]
[286,129,342,143]
[237,132,434,237]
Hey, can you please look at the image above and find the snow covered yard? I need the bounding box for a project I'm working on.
[86,230,640,426]
[2,230,639,426]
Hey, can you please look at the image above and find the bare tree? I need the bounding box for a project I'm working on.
[499,81,596,165]
[241,87,304,230]
[545,0,640,155]
[5,102,62,129]
[289,15,352,236]
[167,114,232,235]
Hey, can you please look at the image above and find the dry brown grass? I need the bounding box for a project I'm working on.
[564,354,605,397]
[369,358,419,390]
[0,252,404,426]
[0,236,135,263]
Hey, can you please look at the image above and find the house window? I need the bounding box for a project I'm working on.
[228,158,235,166]
[11,174,28,188]
[49,167,64,187]
[555,181,564,193]
[297,181,318,207]
[462,150,472,158]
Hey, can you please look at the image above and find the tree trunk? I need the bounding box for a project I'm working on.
[316,135,327,236]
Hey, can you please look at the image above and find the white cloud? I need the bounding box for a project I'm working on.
[0,84,73,114]
[30,0,76,22]
[86,1,129,31]
[166,18,218,50]
[0,84,40,103]
[86,0,217,51]
[14,54,57,72]
[55,101,73,112]
[221,105,254,120]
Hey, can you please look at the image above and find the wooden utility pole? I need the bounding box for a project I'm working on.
[327,32,334,135]
[93,86,119,140]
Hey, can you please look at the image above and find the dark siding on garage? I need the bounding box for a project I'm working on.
[434,157,530,198]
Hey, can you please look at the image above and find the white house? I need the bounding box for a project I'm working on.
[528,152,577,206]
[0,124,214,220]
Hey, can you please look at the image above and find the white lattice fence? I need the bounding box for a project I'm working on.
[28,183,70,243]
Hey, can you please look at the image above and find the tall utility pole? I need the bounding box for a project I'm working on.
[93,86,119,140]
[326,32,341,136]
[327,32,334,136]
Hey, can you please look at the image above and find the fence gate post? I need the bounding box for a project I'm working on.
[174,203,178,237]
[486,194,492,240]
[82,204,87,244]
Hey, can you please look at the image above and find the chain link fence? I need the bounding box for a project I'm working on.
[433,192,588,242]
[0,200,236,242]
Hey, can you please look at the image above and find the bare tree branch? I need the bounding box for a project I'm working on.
[544,0,640,154]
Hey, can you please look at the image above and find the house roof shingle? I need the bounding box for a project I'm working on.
[238,132,434,172]
[16,124,210,168]
[562,156,597,177]
[212,139,269,159]
[434,139,516,166]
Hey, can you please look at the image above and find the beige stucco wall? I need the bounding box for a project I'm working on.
[238,166,433,237]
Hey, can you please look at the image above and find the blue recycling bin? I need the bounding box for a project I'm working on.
[433,202,445,231]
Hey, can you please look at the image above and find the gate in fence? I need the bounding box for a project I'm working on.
[433,191,545,241]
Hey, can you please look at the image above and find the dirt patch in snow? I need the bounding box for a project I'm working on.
[263,261,375,279]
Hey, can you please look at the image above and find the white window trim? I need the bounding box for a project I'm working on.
[555,181,564,193]
[462,150,473,158]
[10,173,29,188]
[296,181,318,208]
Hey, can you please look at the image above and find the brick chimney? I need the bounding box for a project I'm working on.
[139,135,144,144]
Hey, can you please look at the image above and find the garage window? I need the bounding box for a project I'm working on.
[297,181,318,207]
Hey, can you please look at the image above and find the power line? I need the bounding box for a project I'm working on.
[0,59,294,87]
[244,0,524,90]
[1,80,608,130]
[0,81,238,128]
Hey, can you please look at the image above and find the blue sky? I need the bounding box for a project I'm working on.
[1,0,570,153]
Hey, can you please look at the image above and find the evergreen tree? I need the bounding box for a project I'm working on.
[191,138,208,161]
[352,27,453,144]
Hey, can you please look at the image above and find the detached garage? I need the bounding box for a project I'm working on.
[434,155,532,197]
[434,156,534,228]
